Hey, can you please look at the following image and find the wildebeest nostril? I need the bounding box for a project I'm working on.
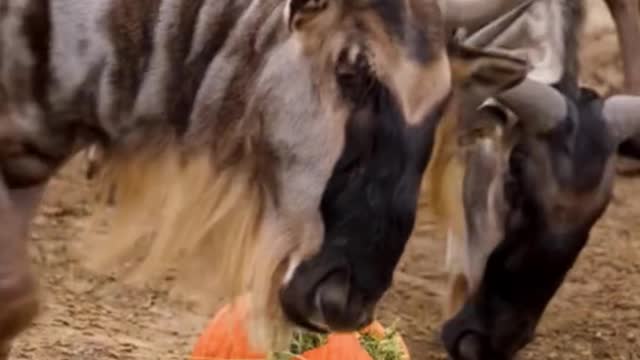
[456,332,484,360]
[314,270,351,324]
[357,309,374,329]
[452,331,510,360]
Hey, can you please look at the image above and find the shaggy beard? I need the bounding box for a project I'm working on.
[80,141,321,352]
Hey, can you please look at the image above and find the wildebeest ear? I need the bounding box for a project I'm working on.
[450,44,529,100]
[284,0,339,32]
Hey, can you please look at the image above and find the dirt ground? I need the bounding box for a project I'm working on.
[10,1,640,359]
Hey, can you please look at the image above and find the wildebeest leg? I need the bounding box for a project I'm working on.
[606,0,640,94]
[606,0,640,160]
[0,180,44,360]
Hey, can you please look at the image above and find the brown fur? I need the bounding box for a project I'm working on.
[422,86,472,320]
[83,134,298,349]
[445,272,469,319]
[421,43,527,320]
[423,95,464,224]
[106,0,162,128]
[422,45,506,247]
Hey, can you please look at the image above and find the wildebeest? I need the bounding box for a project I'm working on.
[431,0,585,320]
[425,2,640,359]
[0,0,461,356]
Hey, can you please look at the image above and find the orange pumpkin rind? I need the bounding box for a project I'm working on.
[191,299,411,360]
[358,322,410,360]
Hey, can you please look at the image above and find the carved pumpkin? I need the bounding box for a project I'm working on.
[190,298,410,360]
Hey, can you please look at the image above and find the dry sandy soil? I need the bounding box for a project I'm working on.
[10,1,640,359]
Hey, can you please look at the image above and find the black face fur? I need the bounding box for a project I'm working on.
[279,46,451,332]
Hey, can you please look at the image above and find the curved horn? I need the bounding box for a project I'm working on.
[495,78,568,133]
[442,0,534,33]
[462,0,533,48]
[603,95,640,145]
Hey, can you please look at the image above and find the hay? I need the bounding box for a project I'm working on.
[359,326,405,360]
[266,326,406,360]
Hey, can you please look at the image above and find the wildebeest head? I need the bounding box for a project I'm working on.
[428,36,640,360]
[91,0,455,347]
[268,0,455,335]
[423,37,528,316]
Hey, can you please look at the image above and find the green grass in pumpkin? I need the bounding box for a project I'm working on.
[268,331,328,359]
[267,323,405,360]
[359,325,404,360]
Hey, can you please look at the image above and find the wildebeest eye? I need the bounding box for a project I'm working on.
[336,46,374,102]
